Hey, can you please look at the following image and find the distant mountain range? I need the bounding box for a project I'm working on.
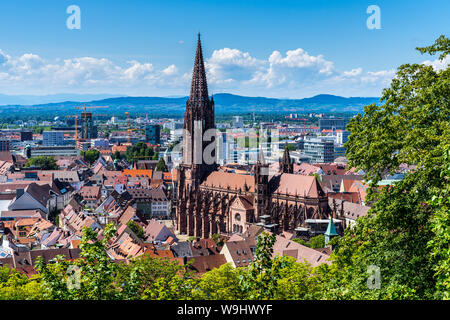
[0,93,380,118]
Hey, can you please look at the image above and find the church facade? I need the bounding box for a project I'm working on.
[176,35,329,238]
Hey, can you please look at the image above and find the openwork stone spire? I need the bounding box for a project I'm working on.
[280,144,294,174]
[181,33,216,174]
[257,145,266,165]
[189,32,209,108]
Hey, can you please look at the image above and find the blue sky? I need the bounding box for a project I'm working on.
[0,0,448,98]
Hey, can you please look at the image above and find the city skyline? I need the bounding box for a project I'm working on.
[0,1,447,305]
[0,0,448,98]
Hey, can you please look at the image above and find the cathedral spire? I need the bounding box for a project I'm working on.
[181,34,216,176]
[282,144,291,164]
[257,145,266,165]
[189,32,209,107]
[280,144,294,174]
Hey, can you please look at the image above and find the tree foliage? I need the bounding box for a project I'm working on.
[239,232,289,299]
[155,158,168,172]
[35,224,120,300]
[125,142,154,163]
[292,235,325,248]
[0,267,42,300]
[126,220,145,240]
[82,149,100,165]
[1,227,331,300]
[112,150,122,160]
[25,156,58,170]
[428,147,450,299]
[331,35,450,299]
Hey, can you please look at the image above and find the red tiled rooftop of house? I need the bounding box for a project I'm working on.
[122,169,153,178]
[78,186,101,199]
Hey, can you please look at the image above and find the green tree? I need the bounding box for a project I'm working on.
[325,36,450,299]
[0,267,43,300]
[239,232,290,299]
[125,142,154,163]
[25,156,58,170]
[82,149,100,165]
[193,263,244,300]
[211,233,224,246]
[155,158,168,172]
[117,254,194,300]
[273,258,323,300]
[143,270,197,300]
[428,147,450,299]
[292,238,310,247]
[32,222,202,300]
[126,221,145,240]
[112,150,122,160]
[292,235,326,249]
[287,144,297,151]
[36,223,119,300]
[309,235,325,249]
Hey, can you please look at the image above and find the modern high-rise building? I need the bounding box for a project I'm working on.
[164,119,184,131]
[20,131,33,141]
[335,129,350,144]
[146,124,161,145]
[91,138,110,149]
[31,146,80,157]
[80,112,98,139]
[303,136,335,163]
[217,132,238,165]
[333,144,346,160]
[232,116,244,128]
[319,117,348,131]
[43,131,64,146]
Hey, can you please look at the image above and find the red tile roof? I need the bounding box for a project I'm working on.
[201,171,255,192]
[273,173,325,198]
[78,186,101,200]
[122,169,153,178]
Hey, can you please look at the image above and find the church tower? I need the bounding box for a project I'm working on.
[181,33,217,188]
[177,34,217,235]
[279,144,294,174]
[254,147,270,220]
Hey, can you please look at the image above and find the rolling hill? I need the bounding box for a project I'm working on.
[0,93,380,118]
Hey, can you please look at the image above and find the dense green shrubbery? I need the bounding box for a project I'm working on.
[25,156,58,170]
[0,228,325,300]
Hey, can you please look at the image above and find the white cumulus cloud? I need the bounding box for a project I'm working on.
[0,46,447,98]
[0,50,186,95]
[422,55,450,71]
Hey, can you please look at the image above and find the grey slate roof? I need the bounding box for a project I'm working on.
[171,242,193,258]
